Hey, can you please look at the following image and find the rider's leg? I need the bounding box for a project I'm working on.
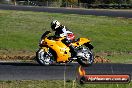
[69,45,77,58]
[62,38,77,58]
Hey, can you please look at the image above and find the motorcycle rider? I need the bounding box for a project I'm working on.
[50,20,77,58]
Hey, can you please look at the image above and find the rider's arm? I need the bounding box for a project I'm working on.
[41,31,51,40]
[60,27,73,37]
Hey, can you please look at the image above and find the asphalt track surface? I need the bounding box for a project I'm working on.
[0,4,132,18]
[0,62,132,80]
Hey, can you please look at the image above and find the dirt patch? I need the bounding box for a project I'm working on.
[0,54,110,63]
[0,50,35,60]
[0,50,111,63]
[95,51,132,56]
[94,55,111,63]
[0,55,35,60]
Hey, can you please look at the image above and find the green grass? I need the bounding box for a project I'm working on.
[0,10,132,63]
[0,80,131,88]
[106,53,132,63]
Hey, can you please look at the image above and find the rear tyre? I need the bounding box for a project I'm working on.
[77,45,94,66]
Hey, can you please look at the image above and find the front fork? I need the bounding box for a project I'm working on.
[42,47,49,52]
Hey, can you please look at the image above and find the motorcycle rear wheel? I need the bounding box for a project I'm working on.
[77,45,94,66]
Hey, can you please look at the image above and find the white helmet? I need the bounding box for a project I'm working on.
[51,20,60,31]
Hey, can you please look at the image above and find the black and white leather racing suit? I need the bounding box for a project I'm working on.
[54,25,74,43]
[54,25,76,57]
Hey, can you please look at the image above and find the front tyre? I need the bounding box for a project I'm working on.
[36,49,54,66]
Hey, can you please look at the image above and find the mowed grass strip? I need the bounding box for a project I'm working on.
[0,80,132,88]
[0,10,131,52]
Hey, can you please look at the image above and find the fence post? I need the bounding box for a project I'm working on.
[27,0,29,5]
[59,0,62,7]
[78,0,80,7]
[7,0,10,4]
[47,1,48,7]
[13,0,16,5]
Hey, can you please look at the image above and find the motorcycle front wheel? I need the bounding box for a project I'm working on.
[36,48,55,66]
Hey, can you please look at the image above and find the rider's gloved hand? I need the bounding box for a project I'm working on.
[39,40,44,47]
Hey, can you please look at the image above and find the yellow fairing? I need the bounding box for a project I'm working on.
[44,38,71,62]
[72,38,90,47]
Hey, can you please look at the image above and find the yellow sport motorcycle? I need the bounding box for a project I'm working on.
[36,31,94,66]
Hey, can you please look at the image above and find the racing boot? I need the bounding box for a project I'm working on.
[69,45,77,58]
